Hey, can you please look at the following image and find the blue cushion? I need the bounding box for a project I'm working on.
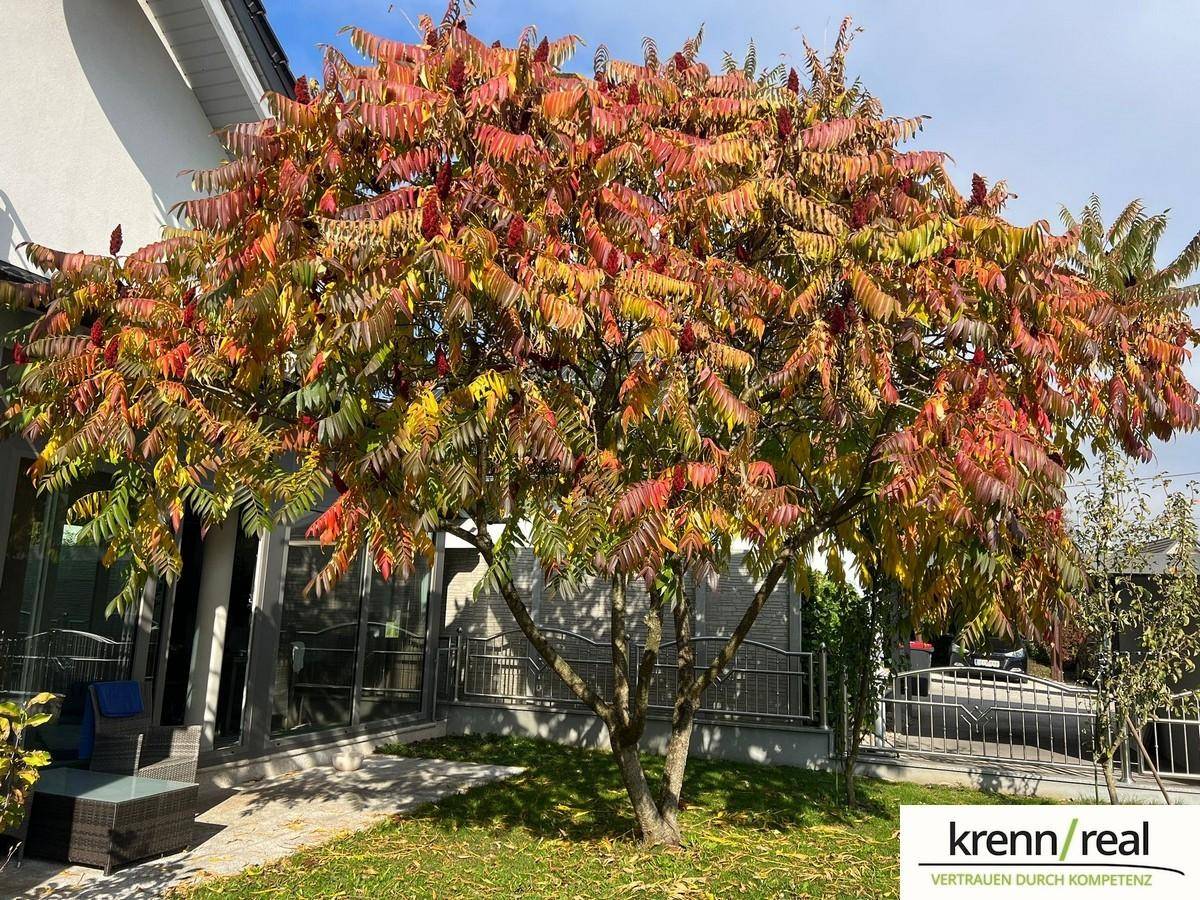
[79,681,145,761]
[94,681,143,718]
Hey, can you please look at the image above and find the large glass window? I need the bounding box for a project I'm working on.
[270,534,429,737]
[0,465,136,760]
[360,556,429,723]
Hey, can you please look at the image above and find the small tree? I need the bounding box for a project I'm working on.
[4,8,1197,844]
[794,568,884,804]
[1133,493,1200,798]
[828,573,895,807]
[1072,452,1200,802]
[1063,195,1200,802]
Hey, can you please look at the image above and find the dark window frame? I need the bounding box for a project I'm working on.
[229,523,444,761]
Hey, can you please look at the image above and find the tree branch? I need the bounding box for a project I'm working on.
[690,551,792,700]
[659,566,696,822]
[631,580,666,738]
[690,427,887,700]
[466,513,615,724]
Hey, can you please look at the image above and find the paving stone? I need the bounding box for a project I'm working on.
[0,755,522,899]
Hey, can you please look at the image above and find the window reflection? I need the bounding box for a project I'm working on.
[0,466,136,760]
[269,535,430,737]
[360,556,429,723]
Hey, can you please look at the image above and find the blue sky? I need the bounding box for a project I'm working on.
[264,0,1200,489]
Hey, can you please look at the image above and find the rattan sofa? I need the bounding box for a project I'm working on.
[87,683,201,783]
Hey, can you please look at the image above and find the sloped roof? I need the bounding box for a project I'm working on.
[145,0,294,129]
[0,261,47,285]
[1120,537,1200,575]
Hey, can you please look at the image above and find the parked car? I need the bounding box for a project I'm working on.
[950,636,1028,674]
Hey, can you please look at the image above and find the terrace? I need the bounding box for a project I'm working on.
[0,753,520,899]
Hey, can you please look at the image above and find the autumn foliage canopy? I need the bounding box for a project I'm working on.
[3,12,1198,641]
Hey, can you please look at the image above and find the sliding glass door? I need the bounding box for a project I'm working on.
[359,556,429,723]
[271,540,362,734]
[269,532,430,737]
[0,461,136,759]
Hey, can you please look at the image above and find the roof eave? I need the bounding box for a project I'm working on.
[147,0,294,129]
[225,0,294,99]
[0,260,48,285]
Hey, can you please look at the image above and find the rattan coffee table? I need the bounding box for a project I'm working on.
[26,768,198,874]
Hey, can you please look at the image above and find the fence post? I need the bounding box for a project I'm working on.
[453,627,464,703]
[840,667,849,758]
[792,644,805,722]
[432,643,441,720]
[1122,727,1134,784]
[819,643,828,729]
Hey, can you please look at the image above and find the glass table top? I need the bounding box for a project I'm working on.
[36,768,195,802]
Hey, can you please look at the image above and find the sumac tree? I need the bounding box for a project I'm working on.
[3,10,1198,845]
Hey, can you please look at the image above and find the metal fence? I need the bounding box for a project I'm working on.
[866,668,1200,785]
[867,666,1099,770]
[437,627,827,728]
[1139,692,1200,781]
[431,627,1200,791]
[646,637,822,724]
[0,628,133,700]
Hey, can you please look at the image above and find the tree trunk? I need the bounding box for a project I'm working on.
[1100,752,1120,804]
[455,522,681,840]
[1050,616,1063,682]
[608,576,684,845]
[610,577,636,737]
[659,712,696,838]
[844,652,873,806]
[1126,714,1171,804]
[451,517,824,846]
[609,731,682,846]
[659,577,697,835]
[845,744,859,807]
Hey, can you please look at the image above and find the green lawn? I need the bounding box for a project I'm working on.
[180,735,1040,899]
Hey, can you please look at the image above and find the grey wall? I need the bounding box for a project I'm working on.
[444,702,834,769]
[442,547,795,648]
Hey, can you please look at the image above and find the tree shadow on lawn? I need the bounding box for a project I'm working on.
[380,735,891,844]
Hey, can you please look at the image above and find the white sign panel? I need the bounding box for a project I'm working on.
[901,805,1199,898]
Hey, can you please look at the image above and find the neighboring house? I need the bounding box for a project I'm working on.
[1114,537,1200,693]
[0,2,804,784]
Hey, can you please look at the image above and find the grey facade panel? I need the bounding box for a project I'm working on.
[442,548,796,648]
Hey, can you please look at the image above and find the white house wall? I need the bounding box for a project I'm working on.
[1,0,223,268]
